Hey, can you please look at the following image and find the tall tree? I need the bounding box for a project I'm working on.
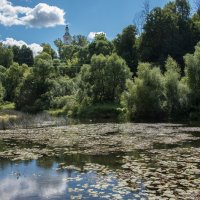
[72,35,89,47]
[78,54,131,104]
[15,55,55,112]
[0,82,5,103]
[121,63,165,120]
[54,39,64,59]
[164,57,181,118]
[4,63,28,101]
[113,25,138,72]
[18,45,34,66]
[139,0,199,68]
[184,42,200,118]
[88,34,113,58]
[0,44,13,68]
[12,45,20,64]
[41,43,57,59]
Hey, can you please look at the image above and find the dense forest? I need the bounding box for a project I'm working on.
[1,0,200,121]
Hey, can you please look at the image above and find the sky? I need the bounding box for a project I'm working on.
[0,0,196,54]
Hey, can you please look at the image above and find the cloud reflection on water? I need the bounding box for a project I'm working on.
[0,175,66,200]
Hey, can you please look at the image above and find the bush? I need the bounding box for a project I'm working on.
[77,103,121,120]
[121,63,165,121]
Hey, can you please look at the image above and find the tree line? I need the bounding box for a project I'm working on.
[1,0,200,121]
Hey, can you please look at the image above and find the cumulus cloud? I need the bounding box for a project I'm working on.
[0,0,65,28]
[88,32,106,40]
[1,38,43,56]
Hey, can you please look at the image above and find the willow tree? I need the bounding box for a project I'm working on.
[121,63,165,120]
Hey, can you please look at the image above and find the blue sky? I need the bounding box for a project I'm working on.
[0,0,195,51]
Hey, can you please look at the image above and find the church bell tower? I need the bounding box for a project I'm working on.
[63,25,72,45]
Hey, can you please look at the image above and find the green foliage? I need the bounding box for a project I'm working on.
[105,54,132,102]
[63,95,79,117]
[0,102,15,110]
[164,57,181,118]
[121,63,165,121]
[41,43,57,59]
[15,58,55,113]
[34,52,52,63]
[12,45,34,66]
[88,34,113,58]
[0,82,5,103]
[57,63,81,78]
[54,38,63,59]
[139,0,199,68]
[72,35,89,47]
[18,45,34,66]
[78,54,131,105]
[184,42,200,119]
[178,77,190,114]
[77,103,121,119]
[113,25,138,72]
[4,63,28,102]
[0,44,13,68]
[0,65,6,84]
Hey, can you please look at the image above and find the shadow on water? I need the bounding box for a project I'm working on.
[0,138,47,152]
[153,131,200,149]
[153,139,200,149]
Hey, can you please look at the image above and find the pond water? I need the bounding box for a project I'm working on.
[0,153,145,200]
[0,124,200,199]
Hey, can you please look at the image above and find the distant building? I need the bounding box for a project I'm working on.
[63,25,72,45]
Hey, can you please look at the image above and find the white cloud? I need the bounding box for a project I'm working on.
[0,0,65,28]
[28,43,43,56]
[1,37,43,56]
[88,32,106,40]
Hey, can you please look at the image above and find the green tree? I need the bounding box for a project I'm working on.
[139,0,197,68]
[0,65,6,85]
[41,43,57,59]
[88,34,113,58]
[18,45,34,66]
[4,63,28,101]
[15,56,55,112]
[12,45,20,64]
[54,39,64,59]
[184,42,200,119]
[121,63,165,120]
[105,54,132,102]
[78,53,131,104]
[113,25,138,72]
[0,44,13,68]
[0,82,5,103]
[164,57,181,118]
[72,35,89,47]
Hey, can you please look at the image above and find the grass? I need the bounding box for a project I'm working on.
[0,114,17,121]
[0,102,15,110]
[0,102,17,122]
[46,108,66,117]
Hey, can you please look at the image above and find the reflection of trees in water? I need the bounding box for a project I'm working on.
[0,158,11,170]
[36,157,54,169]
[53,152,125,171]
[0,159,32,171]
